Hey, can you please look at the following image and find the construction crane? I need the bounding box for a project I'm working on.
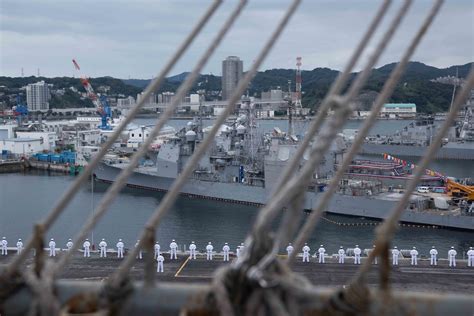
[12,95,29,125]
[446,178,474,202]
[72,59,112,130]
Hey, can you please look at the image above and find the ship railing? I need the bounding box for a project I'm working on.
[2,1,474,315]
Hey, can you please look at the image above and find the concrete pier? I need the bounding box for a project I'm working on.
[0,160,28,173]
[1,251,473,294]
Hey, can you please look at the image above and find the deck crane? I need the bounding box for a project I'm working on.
[72,59,112,130]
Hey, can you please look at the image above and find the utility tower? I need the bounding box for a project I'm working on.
[295,57,303,115]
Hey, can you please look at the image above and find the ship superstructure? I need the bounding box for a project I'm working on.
[360,89,474,160]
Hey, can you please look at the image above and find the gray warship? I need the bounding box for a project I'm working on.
[360,89,474,160]
[94,105,474,230]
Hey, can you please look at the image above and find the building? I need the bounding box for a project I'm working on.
[261,89,284,101]
[117,96,135,108]
[381,103,417,118]
[16,131,57,151]
[26,81,51,111]
[136,92,156,105]
[0,138,44,155]
[222,56,243,100]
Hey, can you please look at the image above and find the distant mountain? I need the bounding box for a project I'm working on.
[167,72,191,83]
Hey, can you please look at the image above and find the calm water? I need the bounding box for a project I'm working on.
[0,118,472,256]
[0,171,472,256]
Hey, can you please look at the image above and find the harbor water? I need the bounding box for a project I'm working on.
[0,170,473,257]
[0,119,472,257]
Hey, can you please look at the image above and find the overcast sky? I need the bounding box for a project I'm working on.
[1,0,473,79]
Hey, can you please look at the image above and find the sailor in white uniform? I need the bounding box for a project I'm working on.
[157,254,164,273]
[353,245,361,265]
[1,237,7,255]
[99,238,107,258]
[66,239,73,251]
[154,242,160,259]
[135,240,143,259]
[429,246,438,266]
[116,239,124,258]
[318,245,326,264]
[448,246,457,267]
[16,239,23,254]
[302,243,310,263]
[206,242,214,260]
[467,247,474,267]
[49,238,56,257]
[0,237,8,256]
[410,247,418,266]
[223,243,230,261]
[83,239,91,257]
[392,246,400,266]
[189,241,197,259]
[286,243,294,257]
[338,246,345,264]
[170,239,178,260]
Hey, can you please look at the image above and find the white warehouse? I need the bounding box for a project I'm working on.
[380,103,417,118]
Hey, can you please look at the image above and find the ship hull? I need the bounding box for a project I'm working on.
[94,162,474,230]
[360,143,474,160]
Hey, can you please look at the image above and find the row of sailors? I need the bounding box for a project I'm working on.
[2,237,474,268]
[0,238,243,261]
[298,243,471,267]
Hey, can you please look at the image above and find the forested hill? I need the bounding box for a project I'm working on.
[1,62,471,113]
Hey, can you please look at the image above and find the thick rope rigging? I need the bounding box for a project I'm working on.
[1,0,223,281]
[50,0,248,279]
[1,1,468,315]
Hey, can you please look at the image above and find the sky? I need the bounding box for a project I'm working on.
[1,0,473,79]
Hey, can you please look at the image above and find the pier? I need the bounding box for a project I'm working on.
[0,160,28,173]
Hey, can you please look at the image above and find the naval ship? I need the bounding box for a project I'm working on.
[360,89,474,160]
[94,106,474,231]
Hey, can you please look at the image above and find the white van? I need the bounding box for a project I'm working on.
[416,186,430,193]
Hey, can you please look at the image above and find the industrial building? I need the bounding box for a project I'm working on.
[380,103,417,118]
[26,81,51,111]
[0,138,45,155]
[222,56,243,100]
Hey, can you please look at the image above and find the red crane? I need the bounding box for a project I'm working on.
[72,59,105,116]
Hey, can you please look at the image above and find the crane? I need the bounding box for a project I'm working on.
[12,95,29,125]
[446,178,474,202]
[72,59,112,130]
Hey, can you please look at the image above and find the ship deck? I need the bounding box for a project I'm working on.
[1,251,473,294]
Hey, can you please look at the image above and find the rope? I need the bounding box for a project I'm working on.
[248,0,411,259]
[108,0,302,290]
[23,262,60,316]
[1,1,460,314]
[2,0,223,280]
[238,0,411,276]
[351,50,474,288]
[49,0,242,280]
[265,0,392,206]
[289,0,442,265]
[143,227,156,288]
